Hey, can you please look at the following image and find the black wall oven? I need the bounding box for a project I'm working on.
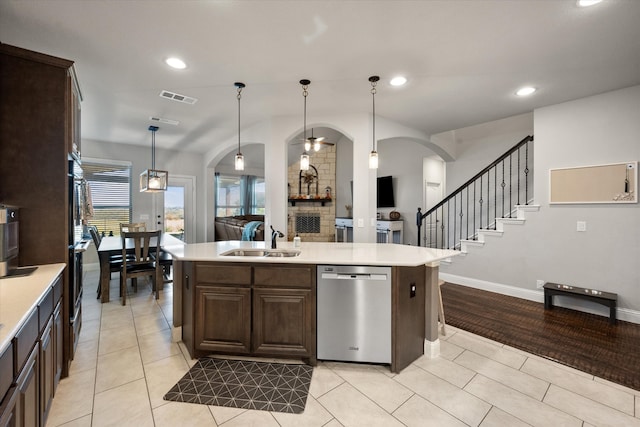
[68,157,85,354]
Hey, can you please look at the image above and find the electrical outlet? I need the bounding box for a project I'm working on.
[536,279,545,288]
[357,218,364,228]
[577,221,587,232]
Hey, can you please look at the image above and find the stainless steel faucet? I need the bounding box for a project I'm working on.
[270,225,284,249]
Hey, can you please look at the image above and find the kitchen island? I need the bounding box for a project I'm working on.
[164,241,458,372]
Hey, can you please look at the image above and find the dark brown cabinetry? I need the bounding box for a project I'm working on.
[183,262,316,363]
[0,43,81,378]
[0,271,64,426]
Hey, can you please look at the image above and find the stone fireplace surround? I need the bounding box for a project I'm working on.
[287,145,336,242]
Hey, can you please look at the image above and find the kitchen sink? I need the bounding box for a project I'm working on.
[221,249,300,258]
[264,250,301,257]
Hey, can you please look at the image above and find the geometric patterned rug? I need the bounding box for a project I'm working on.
[163,358,313,414]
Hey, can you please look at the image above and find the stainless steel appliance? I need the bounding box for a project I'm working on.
[68,157,85,353]
[317,265,392,364]
[0,205,19,277]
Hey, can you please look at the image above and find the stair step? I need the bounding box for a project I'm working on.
[477,229,503,241]
[515,204,540,219]
[496,217,525,231]
[460,239,484,252]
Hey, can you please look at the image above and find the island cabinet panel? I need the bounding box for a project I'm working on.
[181,262,195,355]
[195,286,251,354]
[391,265,426,373]
[188,262,316,362]
[254,265,313,288]
[195,263,251,285]
[253,288,313,358]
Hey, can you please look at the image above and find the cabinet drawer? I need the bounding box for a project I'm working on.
[52,274,63,304]
[38,286,54,333]
[195,263,251,285]
[0,342,14,400]
[14,309,38,375]
[254,264,314,288]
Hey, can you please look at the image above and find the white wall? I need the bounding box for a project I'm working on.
[442,85,640,317]
[437,113,534,191]
[82,139,207,242]
[378,138,439,245]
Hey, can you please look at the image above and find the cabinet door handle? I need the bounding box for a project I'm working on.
[185,274,190,290]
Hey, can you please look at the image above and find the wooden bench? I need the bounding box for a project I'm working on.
[543,282,617,324]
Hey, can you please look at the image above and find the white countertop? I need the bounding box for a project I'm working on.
[0,263,65,355]
[163,240,459,267]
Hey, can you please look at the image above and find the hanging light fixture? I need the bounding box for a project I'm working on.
[299,79,311,171]
[234,82,246,170]
[369,75,380,169]
[140,125,168,192]
[307,128,322,152]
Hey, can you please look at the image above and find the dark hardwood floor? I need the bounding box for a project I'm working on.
[441,282,640,392]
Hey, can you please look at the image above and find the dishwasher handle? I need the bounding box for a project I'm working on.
[320,272,388,281]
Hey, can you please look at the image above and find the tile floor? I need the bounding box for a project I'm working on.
[46,270,640,426]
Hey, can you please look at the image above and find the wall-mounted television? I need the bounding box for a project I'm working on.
[377,175,395,208]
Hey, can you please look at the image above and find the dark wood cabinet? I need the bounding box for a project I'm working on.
[253,288,313,358]
[0,43,81,378]
[39,318,54,424]
[15,345,40,427]
[186,262,316,362]
[0,385,18,427]
[195,285,251,354]
[53,302,63,391]
[0,271,64,426]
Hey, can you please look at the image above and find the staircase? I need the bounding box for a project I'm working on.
[458,203,539,253]
[417,135,534,251]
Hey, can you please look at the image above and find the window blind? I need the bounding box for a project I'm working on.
[83,160,132,236]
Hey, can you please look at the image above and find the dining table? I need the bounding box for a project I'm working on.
[97,233,184,303]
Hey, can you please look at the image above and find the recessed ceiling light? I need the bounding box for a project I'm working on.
[390,76,407,86]
[516,86,537,96]
[165,57,187,69]
[577,0,602,7]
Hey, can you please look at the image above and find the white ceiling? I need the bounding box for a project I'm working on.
[1,0,639,153]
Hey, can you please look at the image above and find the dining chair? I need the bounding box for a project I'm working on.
[120,230,161,305]
[120,222,147,233]
[89,225,123,299]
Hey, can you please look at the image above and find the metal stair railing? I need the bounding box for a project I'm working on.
[416,135,534,249]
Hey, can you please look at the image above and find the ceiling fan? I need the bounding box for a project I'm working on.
[294,128,335,151]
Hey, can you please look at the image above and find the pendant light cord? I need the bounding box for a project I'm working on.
[237,83,244,154]
[302,82,309,143]
[151,128,155,170]
[371,78,378,151]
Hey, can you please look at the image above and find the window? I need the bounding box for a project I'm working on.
[83,159,132,236]
[215,173,265,216]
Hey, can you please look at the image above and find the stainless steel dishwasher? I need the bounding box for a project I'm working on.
[317,265,392,364]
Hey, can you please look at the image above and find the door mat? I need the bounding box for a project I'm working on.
[163,358,313,414]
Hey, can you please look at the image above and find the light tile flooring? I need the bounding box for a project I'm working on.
[47,270,640,427]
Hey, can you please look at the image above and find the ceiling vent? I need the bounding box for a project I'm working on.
[150,116,180,126]
[159,90,198,105]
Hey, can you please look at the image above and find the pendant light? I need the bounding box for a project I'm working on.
[234,82,246,170]
[307,128,322,152]
[299,79,311,171]
[140,125,168,192]
[369,75,380,169]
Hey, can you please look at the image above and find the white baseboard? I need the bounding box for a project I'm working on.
[439,273,640,325]
[424,339,440,359]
